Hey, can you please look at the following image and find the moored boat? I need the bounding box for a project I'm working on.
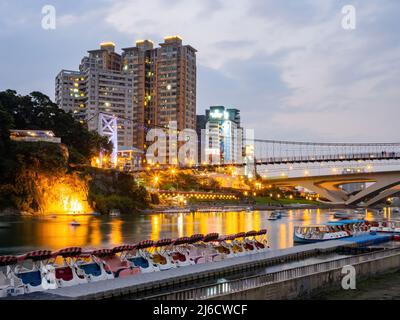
[109,209,121,217]
[294,219,369,244]
[370,220,400,233]
[332,211,352,219]
[268,211,283,220]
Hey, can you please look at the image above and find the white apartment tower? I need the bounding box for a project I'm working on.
[55,42,134,148]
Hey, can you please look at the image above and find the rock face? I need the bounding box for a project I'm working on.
[0,141,149,215]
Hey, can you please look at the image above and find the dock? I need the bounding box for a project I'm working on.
[13,233,396,300]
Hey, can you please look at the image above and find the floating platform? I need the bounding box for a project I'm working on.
[338,233,393,246]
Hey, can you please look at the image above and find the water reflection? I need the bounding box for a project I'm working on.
[0,209,389,255]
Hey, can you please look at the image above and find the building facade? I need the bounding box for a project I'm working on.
[56,37,197,165]
[203,106,243,164]
[55,70,86,121]
[121,36,197,155]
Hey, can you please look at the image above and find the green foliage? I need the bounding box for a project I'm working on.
[0,90,112,164]
[254,196,320,206]
[0,90,149,214]
[13,142,68,172]
[87,169,149,214]
[158,171,220,192]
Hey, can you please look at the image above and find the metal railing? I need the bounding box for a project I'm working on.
[143,247,400,300]
[257,152,400,165]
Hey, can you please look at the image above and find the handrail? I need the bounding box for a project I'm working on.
[143,246,400,300]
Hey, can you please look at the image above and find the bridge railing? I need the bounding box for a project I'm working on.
[256,152,400,165]
[143,246,400,300]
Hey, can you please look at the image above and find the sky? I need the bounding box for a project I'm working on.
[0,0,399,142]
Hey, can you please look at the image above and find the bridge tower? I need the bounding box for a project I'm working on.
[98,112,118,167]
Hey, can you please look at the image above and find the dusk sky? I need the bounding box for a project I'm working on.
[1,0,399,142]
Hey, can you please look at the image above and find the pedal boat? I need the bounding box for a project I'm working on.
[199,233,223,263]
[125,240,159,273]
[46,247,88,287]
[370,220,400,233]
[294,225,351,243]
[14,250,54,293]
[152,239,176,271]
[169,237,194,267]
[0,255,25,297]
[76,250,114,282]
[93,248,140,278]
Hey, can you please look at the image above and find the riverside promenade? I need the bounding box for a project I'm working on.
[13,233,396,300]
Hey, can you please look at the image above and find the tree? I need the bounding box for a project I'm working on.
[0,90,112,164]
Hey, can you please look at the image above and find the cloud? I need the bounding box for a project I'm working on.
[1,0,399,143]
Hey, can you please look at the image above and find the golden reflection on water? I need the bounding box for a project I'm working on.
[151,215,160,240]
[303,209,312,226]
[109,219,122,245]
[365,210,374,221]
[279,223,287,248]
[0,208,390,254]
[89,219,102,246]
[315,208,321,225]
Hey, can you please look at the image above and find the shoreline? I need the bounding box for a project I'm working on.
[142,202,358,214]
[0,202,376,217]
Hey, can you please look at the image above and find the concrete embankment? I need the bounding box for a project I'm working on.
[213,247,400,299]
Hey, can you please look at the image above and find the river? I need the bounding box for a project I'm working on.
[0,208,394,255]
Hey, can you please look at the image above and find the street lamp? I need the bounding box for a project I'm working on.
[153,175,160,189]
[170,167,178,190]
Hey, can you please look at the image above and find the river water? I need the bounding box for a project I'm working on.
[0,208,393,255]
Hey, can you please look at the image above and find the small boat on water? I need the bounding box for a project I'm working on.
[109,209,121,217]
[294,219,369,244]
[69,220,80,227]
[332,211,352,219]
[268,211,283,221]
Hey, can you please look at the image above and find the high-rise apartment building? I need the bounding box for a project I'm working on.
[56,37,197,159]
[56,42,134,148]
[204,106,243,164]
[80,42,134,148]
[122,36,197,152]
[55,70,86,121]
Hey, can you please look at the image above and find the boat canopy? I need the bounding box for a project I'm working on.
[90,249,113,257]
[220,234,236,241]
[245,230,258,237]
[173,237,190,246]
[257,229,267,236]
[154,239,173,247]
[187,234,204,244]
[53,247,82,258]
[22,250,53,261]
[203,233,219,242]
[0,255,17,266]
[235,232,246,238]
[136,240,154,249]
[111,245,136,253]
[327,219,365,226]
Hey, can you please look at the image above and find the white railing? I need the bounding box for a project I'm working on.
[143,247,400,300]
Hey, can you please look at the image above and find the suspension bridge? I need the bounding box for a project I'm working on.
[91,113,400,205]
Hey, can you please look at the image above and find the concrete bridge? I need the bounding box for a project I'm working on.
[270,170,400,206]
